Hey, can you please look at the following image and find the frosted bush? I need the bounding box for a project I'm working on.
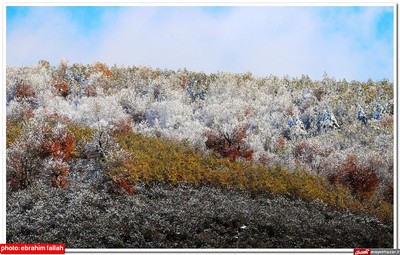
[7,100,34,121]
[74,96,128,130]
[6,61,394,191]
[6,61,394,248]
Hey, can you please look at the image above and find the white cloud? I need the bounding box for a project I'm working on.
[6,6,394,81]
[6,7,99,66]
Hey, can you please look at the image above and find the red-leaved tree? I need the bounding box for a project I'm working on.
[205,126,253,161]
[329,155,379,200]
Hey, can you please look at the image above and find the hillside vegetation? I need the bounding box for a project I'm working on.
[6,60,394,247]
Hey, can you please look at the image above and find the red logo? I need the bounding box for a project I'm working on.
[354,248,370,255]
[0,244,65,254]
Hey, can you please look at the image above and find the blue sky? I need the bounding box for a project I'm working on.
[6,6,394,81]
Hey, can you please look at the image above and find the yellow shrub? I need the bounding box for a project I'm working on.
[109,131,393,222]
[6,120,22,148]
[68,123,94,144]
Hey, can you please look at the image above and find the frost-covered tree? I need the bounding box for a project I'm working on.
[6,60,393,199]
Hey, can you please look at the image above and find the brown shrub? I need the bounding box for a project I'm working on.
[15,83,35,99]
[85,85,97,97]
[293,141,316,164]
[48,160,69,188]
[205,126,254,161]
[91,62,112,78]
[46,113,72,124]
[259,155,269,166]
[243,107,254,118]
[275,136,286,154]
[10,123,73,192]
[293,141,332,168]
[383,183,393,204]
[53,78,70,97]
[110,177,137,195]
[381,114,393,130]
[112,116,133,135]
[329,155,379,200]
[313,87,326,101]
[7,151,31,191]
[40,130,76,161]
[287,105,295,117]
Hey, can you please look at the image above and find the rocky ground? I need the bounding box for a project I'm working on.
[7,169,393,249]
